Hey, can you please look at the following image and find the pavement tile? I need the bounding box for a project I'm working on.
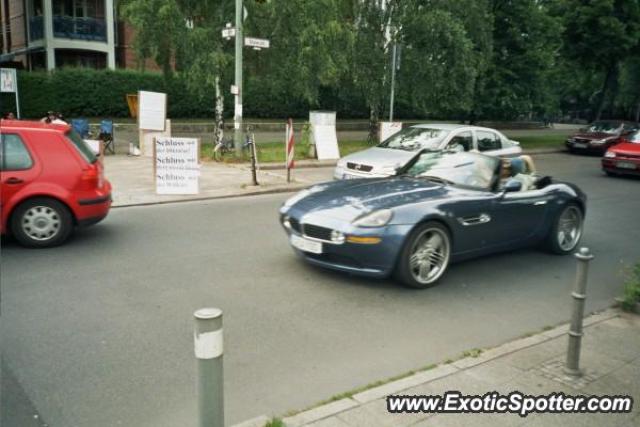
[585,362,640,399]
[504,369,575,395]
[336,399,430,427]
[500,337,566,371]
[464,358,526,386]
[580,322,640,364]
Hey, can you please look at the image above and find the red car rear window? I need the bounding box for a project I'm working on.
[65,130,98,164]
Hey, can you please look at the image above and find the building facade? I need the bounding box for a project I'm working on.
[1,0,116,70]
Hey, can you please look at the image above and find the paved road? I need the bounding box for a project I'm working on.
[2,153,639,426]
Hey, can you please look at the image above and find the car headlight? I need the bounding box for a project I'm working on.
[591,139,607,144]
[352,209,393,227]
[604,151,616,158]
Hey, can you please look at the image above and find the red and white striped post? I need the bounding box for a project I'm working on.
[285,118,295,182]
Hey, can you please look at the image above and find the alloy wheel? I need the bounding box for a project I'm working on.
[557,206,582,252]
[409,227,450,285]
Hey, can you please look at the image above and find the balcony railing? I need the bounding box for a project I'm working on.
[29,16,44,41]
[53,16,107,42]
[29,15,107,42]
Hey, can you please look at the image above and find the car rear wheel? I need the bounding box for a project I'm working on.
[396,222,451,289]
[545,204,583,255]
[11,198,73,248]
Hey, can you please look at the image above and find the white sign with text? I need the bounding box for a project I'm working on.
[155,137,200,195]
[310,111,340,160]
[0,68,17,93]
[139,91,167,131]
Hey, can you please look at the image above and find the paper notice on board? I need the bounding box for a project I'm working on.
[155,138,200,195]
[139,91,167,131]
[313,125,340,160]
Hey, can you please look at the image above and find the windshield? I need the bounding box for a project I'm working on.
[405,151,499,190]
[66,129,98,164]
[378,127,450,151]
[586,121,622,134]
[628,131,640,143]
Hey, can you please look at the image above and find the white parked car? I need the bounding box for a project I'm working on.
[334,124,522,179]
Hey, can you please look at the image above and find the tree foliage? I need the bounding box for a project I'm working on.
[99,0,640,122]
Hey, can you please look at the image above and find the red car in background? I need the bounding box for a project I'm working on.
[0,120,112,247]
[566,120,639,154]
[602,130,640,177]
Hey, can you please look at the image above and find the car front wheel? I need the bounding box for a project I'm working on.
[11,198,73,248]
[396,222,451,289]
[546,203,583,255]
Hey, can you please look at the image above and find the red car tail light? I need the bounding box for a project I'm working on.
[79,164,101,189]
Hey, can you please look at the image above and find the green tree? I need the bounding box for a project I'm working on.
[398,5,477,117]
[472,0,562,121]
[555,0,640,120]
[121,0,186,76]
[245,0,351,108]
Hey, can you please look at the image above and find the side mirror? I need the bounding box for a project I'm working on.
[503,179,522,193]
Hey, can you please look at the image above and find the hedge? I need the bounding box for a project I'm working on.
[0,68,387,120]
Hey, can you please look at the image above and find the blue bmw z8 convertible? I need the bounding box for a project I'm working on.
[279,151,586,288]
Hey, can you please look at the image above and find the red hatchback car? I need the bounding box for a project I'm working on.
[0,120,112,247]
[602,130,640,177]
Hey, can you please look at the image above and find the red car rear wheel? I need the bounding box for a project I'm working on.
[10,197,74,248]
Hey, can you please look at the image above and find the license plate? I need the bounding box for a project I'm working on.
[290,234,323,254]
[343,173,361,179]
[573,143,588,149]
[616,161,636,170]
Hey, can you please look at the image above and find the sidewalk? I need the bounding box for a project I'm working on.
[104,155,331,207]
[237,309,639,427]
[104,147,564,207]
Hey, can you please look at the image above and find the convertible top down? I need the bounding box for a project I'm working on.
[280,151,586,288]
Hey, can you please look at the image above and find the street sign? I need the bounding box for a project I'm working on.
[0,68,17,92]
[1,67,20,118]
[230,85,239,95]
[244,37,270,49]
[222,27,236,39]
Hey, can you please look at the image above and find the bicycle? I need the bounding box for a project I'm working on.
[212,137,235,161]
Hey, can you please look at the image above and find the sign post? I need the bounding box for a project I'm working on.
[222,2,270,157]
[285,119,295,183]
[1,68,20,118]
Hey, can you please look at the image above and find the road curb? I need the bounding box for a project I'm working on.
[111,149,567,208]
[111,184,308,209]
[257,308,620,427]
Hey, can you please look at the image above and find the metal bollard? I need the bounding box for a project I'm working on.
[565,247,594,377]
[194,308,224,427]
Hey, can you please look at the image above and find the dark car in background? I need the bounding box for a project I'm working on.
[602,130,640,177]
[566,120,639,154]
[281,151,586,288]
